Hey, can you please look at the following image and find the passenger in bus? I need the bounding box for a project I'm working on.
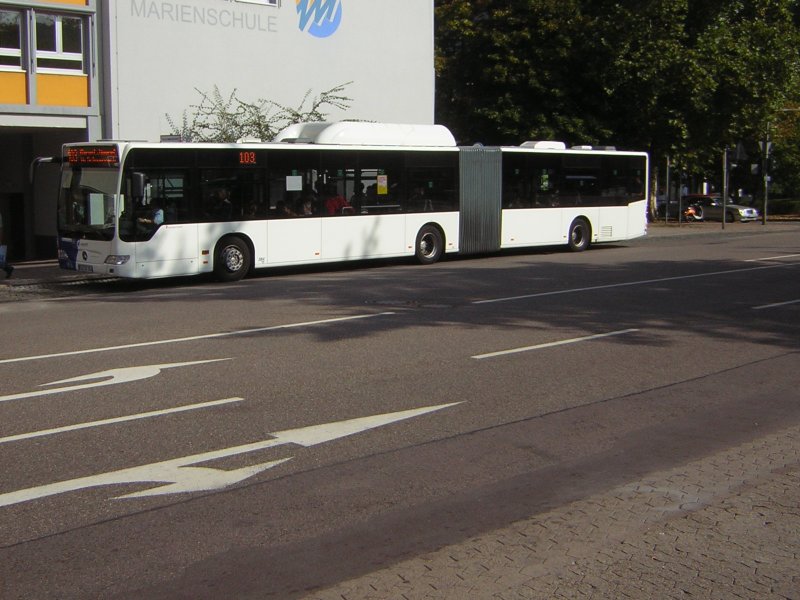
[350,184,365,212]
[137,198,164,228]
[245,201,261,219]
[211,188,233,220]
[300,193,317,216]
[276,200,296,217]
[407,186,430,211]
[533,192,559,207]
[324,185,351,215]
[365,184,378,205]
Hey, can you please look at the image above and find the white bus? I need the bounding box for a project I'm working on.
[53,122,648,282]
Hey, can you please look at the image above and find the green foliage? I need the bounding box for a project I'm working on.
[435,0,800,195]
[165,83,353,143]
[436,0,594,145]
[771,108,800,195]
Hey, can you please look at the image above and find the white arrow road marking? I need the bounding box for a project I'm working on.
[0,359,230,404]
[0,402,461,508]
[115,460,293,500]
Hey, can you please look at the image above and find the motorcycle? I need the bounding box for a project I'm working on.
[683,205,703,221]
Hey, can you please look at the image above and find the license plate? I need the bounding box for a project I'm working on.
[78,264,94,273]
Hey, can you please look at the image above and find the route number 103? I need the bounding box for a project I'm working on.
[239,151,257,165]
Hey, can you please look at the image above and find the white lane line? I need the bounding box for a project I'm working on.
[0,312,395,366]
[745,254,800,263]
[472,263,797,306]
[753,299,800,310]
[0,398,243,445]
[472,329,640,360]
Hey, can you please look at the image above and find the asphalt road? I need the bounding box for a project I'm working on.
[0,223,798,599]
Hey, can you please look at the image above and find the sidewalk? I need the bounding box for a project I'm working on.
[0,259,118,302]
[0,259,114,288]
[644,219,799,238]
[307,425,800,599]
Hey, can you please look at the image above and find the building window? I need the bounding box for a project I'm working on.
[36,13,83,73]
[0,10,22,70]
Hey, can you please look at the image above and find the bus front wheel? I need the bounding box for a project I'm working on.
[214,236,251,281]
[567,218,591,252]
[415,225,444,264]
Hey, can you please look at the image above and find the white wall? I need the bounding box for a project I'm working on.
[103,0,435,141]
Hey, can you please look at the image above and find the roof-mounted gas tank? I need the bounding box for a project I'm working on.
[274,121,457,147]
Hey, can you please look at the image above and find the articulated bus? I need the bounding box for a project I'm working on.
[53,121,648,282]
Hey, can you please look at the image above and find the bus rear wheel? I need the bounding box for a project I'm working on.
[415,225,444,264]
[214,236,251,282]
[567,218,591,252]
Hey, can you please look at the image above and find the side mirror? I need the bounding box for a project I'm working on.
[131,172,146,199]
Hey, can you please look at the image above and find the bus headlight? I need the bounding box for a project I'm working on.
[105,255,131,265]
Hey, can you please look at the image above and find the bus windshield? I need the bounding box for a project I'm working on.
[57,167,119,241]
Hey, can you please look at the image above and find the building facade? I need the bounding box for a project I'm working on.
[0,0,435,259]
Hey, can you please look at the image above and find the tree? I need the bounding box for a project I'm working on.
[769,107,800,198]
[584,1,696,213]
[165,83,353,143]
[435,0,800,199]
[686,0,800,177]
[436,0,601,145]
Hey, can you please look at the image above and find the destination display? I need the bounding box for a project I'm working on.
[66,146,120,167]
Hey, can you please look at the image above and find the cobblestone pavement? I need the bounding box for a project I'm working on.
[0,261,124,302]
[306,426,800,599]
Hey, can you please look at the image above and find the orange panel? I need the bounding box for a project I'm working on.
[36,73,89,107]
[37,0,88,5]
[0,72,27,104]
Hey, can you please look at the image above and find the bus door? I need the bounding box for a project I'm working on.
[319,155,405,260]
[501,152,564,247]
[124,170,199,277]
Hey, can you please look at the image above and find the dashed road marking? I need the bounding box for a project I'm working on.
[472,329,640,360]
[472,262,797,306]
[753,299,800,310]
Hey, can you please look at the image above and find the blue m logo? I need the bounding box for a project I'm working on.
[296,0,343,38]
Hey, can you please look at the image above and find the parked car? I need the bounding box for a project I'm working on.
[682,194,760,222]
[655,197,680,219]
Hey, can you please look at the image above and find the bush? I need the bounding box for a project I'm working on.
[166,83,352,143]
[768,198,800,215]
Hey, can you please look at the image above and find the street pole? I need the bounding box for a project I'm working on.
[665,155,670,224]
[761,132,771,226]
[722,148,728,230]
